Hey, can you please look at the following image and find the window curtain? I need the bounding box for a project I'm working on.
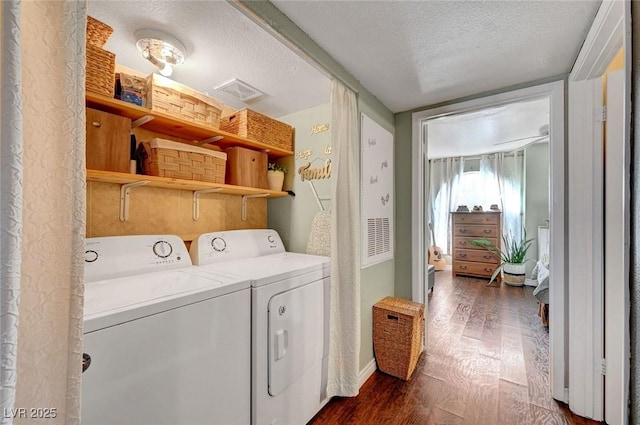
[327,79,360,397]
[480,152,525,242]
[428,157,464,254]
[1,1,86,423]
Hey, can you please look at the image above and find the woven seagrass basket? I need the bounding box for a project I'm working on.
[220,109,293,151]
[373,297,424,380]
[86,16,113,48]
[138,138,227,183]
[146,74,223,128]
[86,44,115,97]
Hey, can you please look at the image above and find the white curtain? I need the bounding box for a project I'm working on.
[1,1,86,424]
[428,157,464,254]
[480,152,524,242]
[327,79,360,397]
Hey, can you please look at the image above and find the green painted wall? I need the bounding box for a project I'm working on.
[239,1,396,372]
[392,111,413,300]
[268,103,332,253]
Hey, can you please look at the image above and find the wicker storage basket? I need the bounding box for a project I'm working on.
[137,138,227,183]
[373,297,424,380]
[87,16,113,48]
[146,74,223,128]
[220,109,293,151]
[86,44,115,97]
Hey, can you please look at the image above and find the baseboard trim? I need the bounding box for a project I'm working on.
[359,358,377,388]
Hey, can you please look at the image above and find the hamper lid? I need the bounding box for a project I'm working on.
[374,296,424,317]
[148,138,227,160]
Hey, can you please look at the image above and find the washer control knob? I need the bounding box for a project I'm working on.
[153,240,173,258]
[85,250,98,263]
[267,235,275,243]
[212,237,227,252]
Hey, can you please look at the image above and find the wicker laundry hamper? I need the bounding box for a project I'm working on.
[373,297,424,380]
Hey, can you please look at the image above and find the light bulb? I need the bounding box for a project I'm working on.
[159,63,173,77]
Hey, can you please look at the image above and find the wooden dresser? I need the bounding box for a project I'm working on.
[451,211,501,280]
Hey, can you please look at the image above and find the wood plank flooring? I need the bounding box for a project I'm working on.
[309,268,601,425]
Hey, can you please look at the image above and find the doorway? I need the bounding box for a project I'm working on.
[411,81,566,402]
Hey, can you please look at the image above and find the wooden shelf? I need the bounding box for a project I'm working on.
[85,92,294,158]
[87,169,289,198]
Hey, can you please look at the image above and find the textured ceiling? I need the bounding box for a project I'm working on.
[88,0,330,118]
[89,0,601,152]
[272,0,601,113]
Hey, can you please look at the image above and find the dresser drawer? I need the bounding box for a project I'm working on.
[453,237,498,251]
[454,248,499,264]
[452,212,500,225]
[453,261,498,277]
[453,225,498,238]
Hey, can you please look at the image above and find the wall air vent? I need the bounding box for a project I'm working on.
[367,217,390,258]
[214,79,263,102]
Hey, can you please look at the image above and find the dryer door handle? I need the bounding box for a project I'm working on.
[275,329,288,361]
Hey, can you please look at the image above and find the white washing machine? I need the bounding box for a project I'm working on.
[82,235,251,425]
[190,229,331,425]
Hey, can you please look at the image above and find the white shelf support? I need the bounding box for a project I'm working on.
[241,193,269,221]
[192,188,223,221]
[197,135,224,146]
[120,181,149,222]
[131,115,154,130]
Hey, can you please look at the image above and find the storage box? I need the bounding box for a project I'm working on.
[86,108,131,173]
[116,73,146,106]
[224,147,268,189]
[373,297,424,380]
[220,109,293,152]
[86,44,115,97]
[145,74,223,128]
[138,138,227,183]
[427,264,435,293]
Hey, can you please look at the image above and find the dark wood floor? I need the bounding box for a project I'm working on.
[310,268,601,425]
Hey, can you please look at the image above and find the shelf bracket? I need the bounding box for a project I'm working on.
[197,135,224,146]
[131,115,154,130]
[192,188,223,221]
[120,181,149,222]
[241,193,269,221]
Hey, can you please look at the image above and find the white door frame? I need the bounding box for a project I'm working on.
[411,80,566,400]
[568,0,629,422]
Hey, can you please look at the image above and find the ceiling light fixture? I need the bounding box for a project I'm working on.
[135,29,187,77]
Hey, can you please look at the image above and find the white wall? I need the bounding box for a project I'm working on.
[524,142,550,272]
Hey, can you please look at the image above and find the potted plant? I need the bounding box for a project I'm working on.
[267,162,287,191]
[470,230,534,286]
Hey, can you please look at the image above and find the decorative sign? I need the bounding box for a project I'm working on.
[324,145,333,155]
[311,123,330,135]
[361,113,394,268]
[298,159,332,182]
[295,149,312,160]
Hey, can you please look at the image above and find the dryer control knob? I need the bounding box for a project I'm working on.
[153,240,173,258]
[267,235,275,243]
[85,250,98,263]
[212,237,226,252]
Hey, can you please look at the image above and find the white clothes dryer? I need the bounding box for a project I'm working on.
[190,229,331,425]
[82,235,251,425]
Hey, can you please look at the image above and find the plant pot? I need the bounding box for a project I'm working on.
[503,262,526,286]
[267,170,285,191]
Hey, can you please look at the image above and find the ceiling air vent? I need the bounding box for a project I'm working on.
[214,79,263,102]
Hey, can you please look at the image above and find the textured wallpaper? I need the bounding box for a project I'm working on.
[13,1,86,424]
